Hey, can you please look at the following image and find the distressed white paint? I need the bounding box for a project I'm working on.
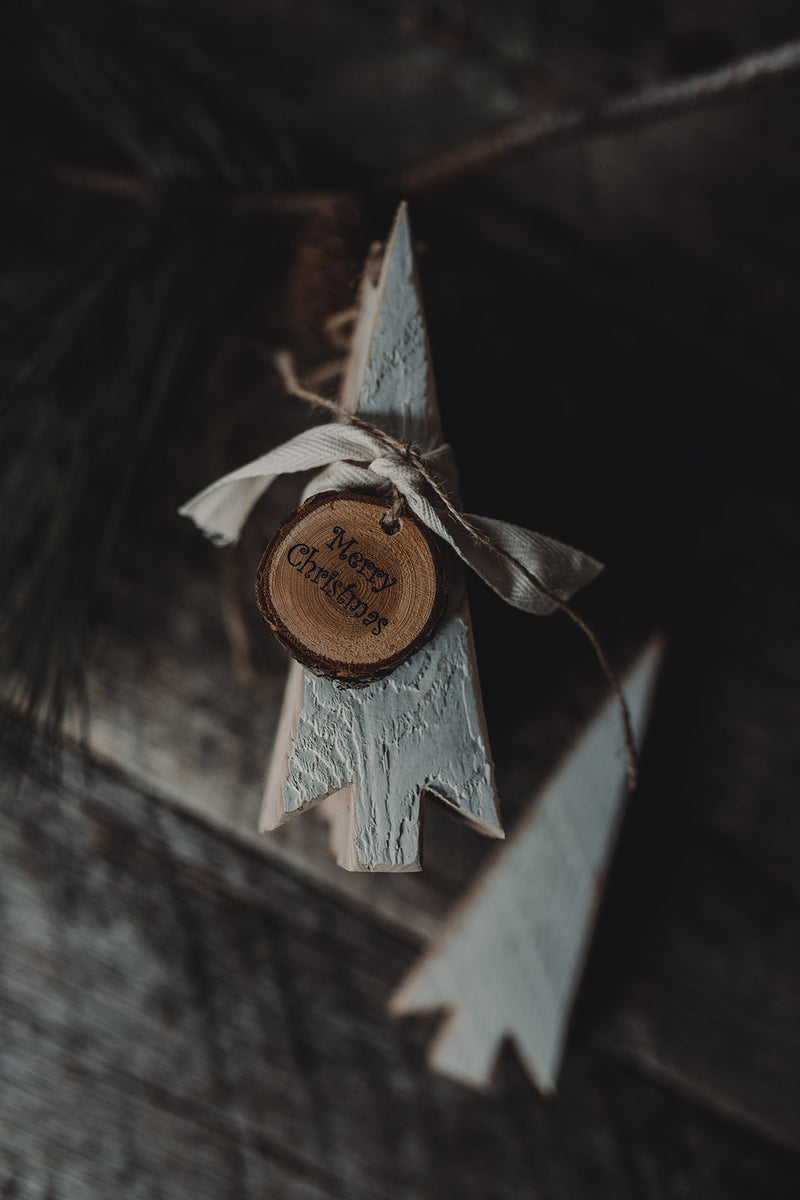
[260,204,503,870]
[389,638,665,1087]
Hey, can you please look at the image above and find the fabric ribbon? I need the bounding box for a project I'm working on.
[178,423,602,616]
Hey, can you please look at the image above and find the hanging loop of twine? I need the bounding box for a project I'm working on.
[270,351,639,789]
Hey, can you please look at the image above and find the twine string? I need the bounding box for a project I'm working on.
[274,350,639,789]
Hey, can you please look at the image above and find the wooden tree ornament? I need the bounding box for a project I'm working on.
[390,638,664,1090]
[261,205,505,871]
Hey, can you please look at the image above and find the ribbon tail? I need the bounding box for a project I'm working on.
[179,470,279,546]
[400,486,602,615]
[178,423,385,545]
[455,514,603,614]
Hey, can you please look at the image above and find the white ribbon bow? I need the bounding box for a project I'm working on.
[178,423,602,615]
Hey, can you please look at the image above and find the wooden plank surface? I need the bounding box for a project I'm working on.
[1,746,798,1198]
[5,1,800,1191]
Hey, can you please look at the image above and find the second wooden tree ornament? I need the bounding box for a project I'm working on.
[180,204,605,871]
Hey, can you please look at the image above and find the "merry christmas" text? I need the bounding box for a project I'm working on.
[286,524,399,635]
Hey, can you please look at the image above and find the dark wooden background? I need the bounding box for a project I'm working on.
[2,1,800,1195]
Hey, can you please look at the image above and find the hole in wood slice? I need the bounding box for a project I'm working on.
[256,490,446,685]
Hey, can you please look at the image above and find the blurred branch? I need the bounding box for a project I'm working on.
[394,39,800,192]
[50,166,350,216]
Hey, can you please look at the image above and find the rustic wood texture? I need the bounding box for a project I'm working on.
[255,490,446,684]
[1,745,798,1198]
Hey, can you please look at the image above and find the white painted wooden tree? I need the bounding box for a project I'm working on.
[389,638,664,1089]
[260,204,504,871]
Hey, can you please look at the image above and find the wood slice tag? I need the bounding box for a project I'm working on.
[256,490,446,685]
